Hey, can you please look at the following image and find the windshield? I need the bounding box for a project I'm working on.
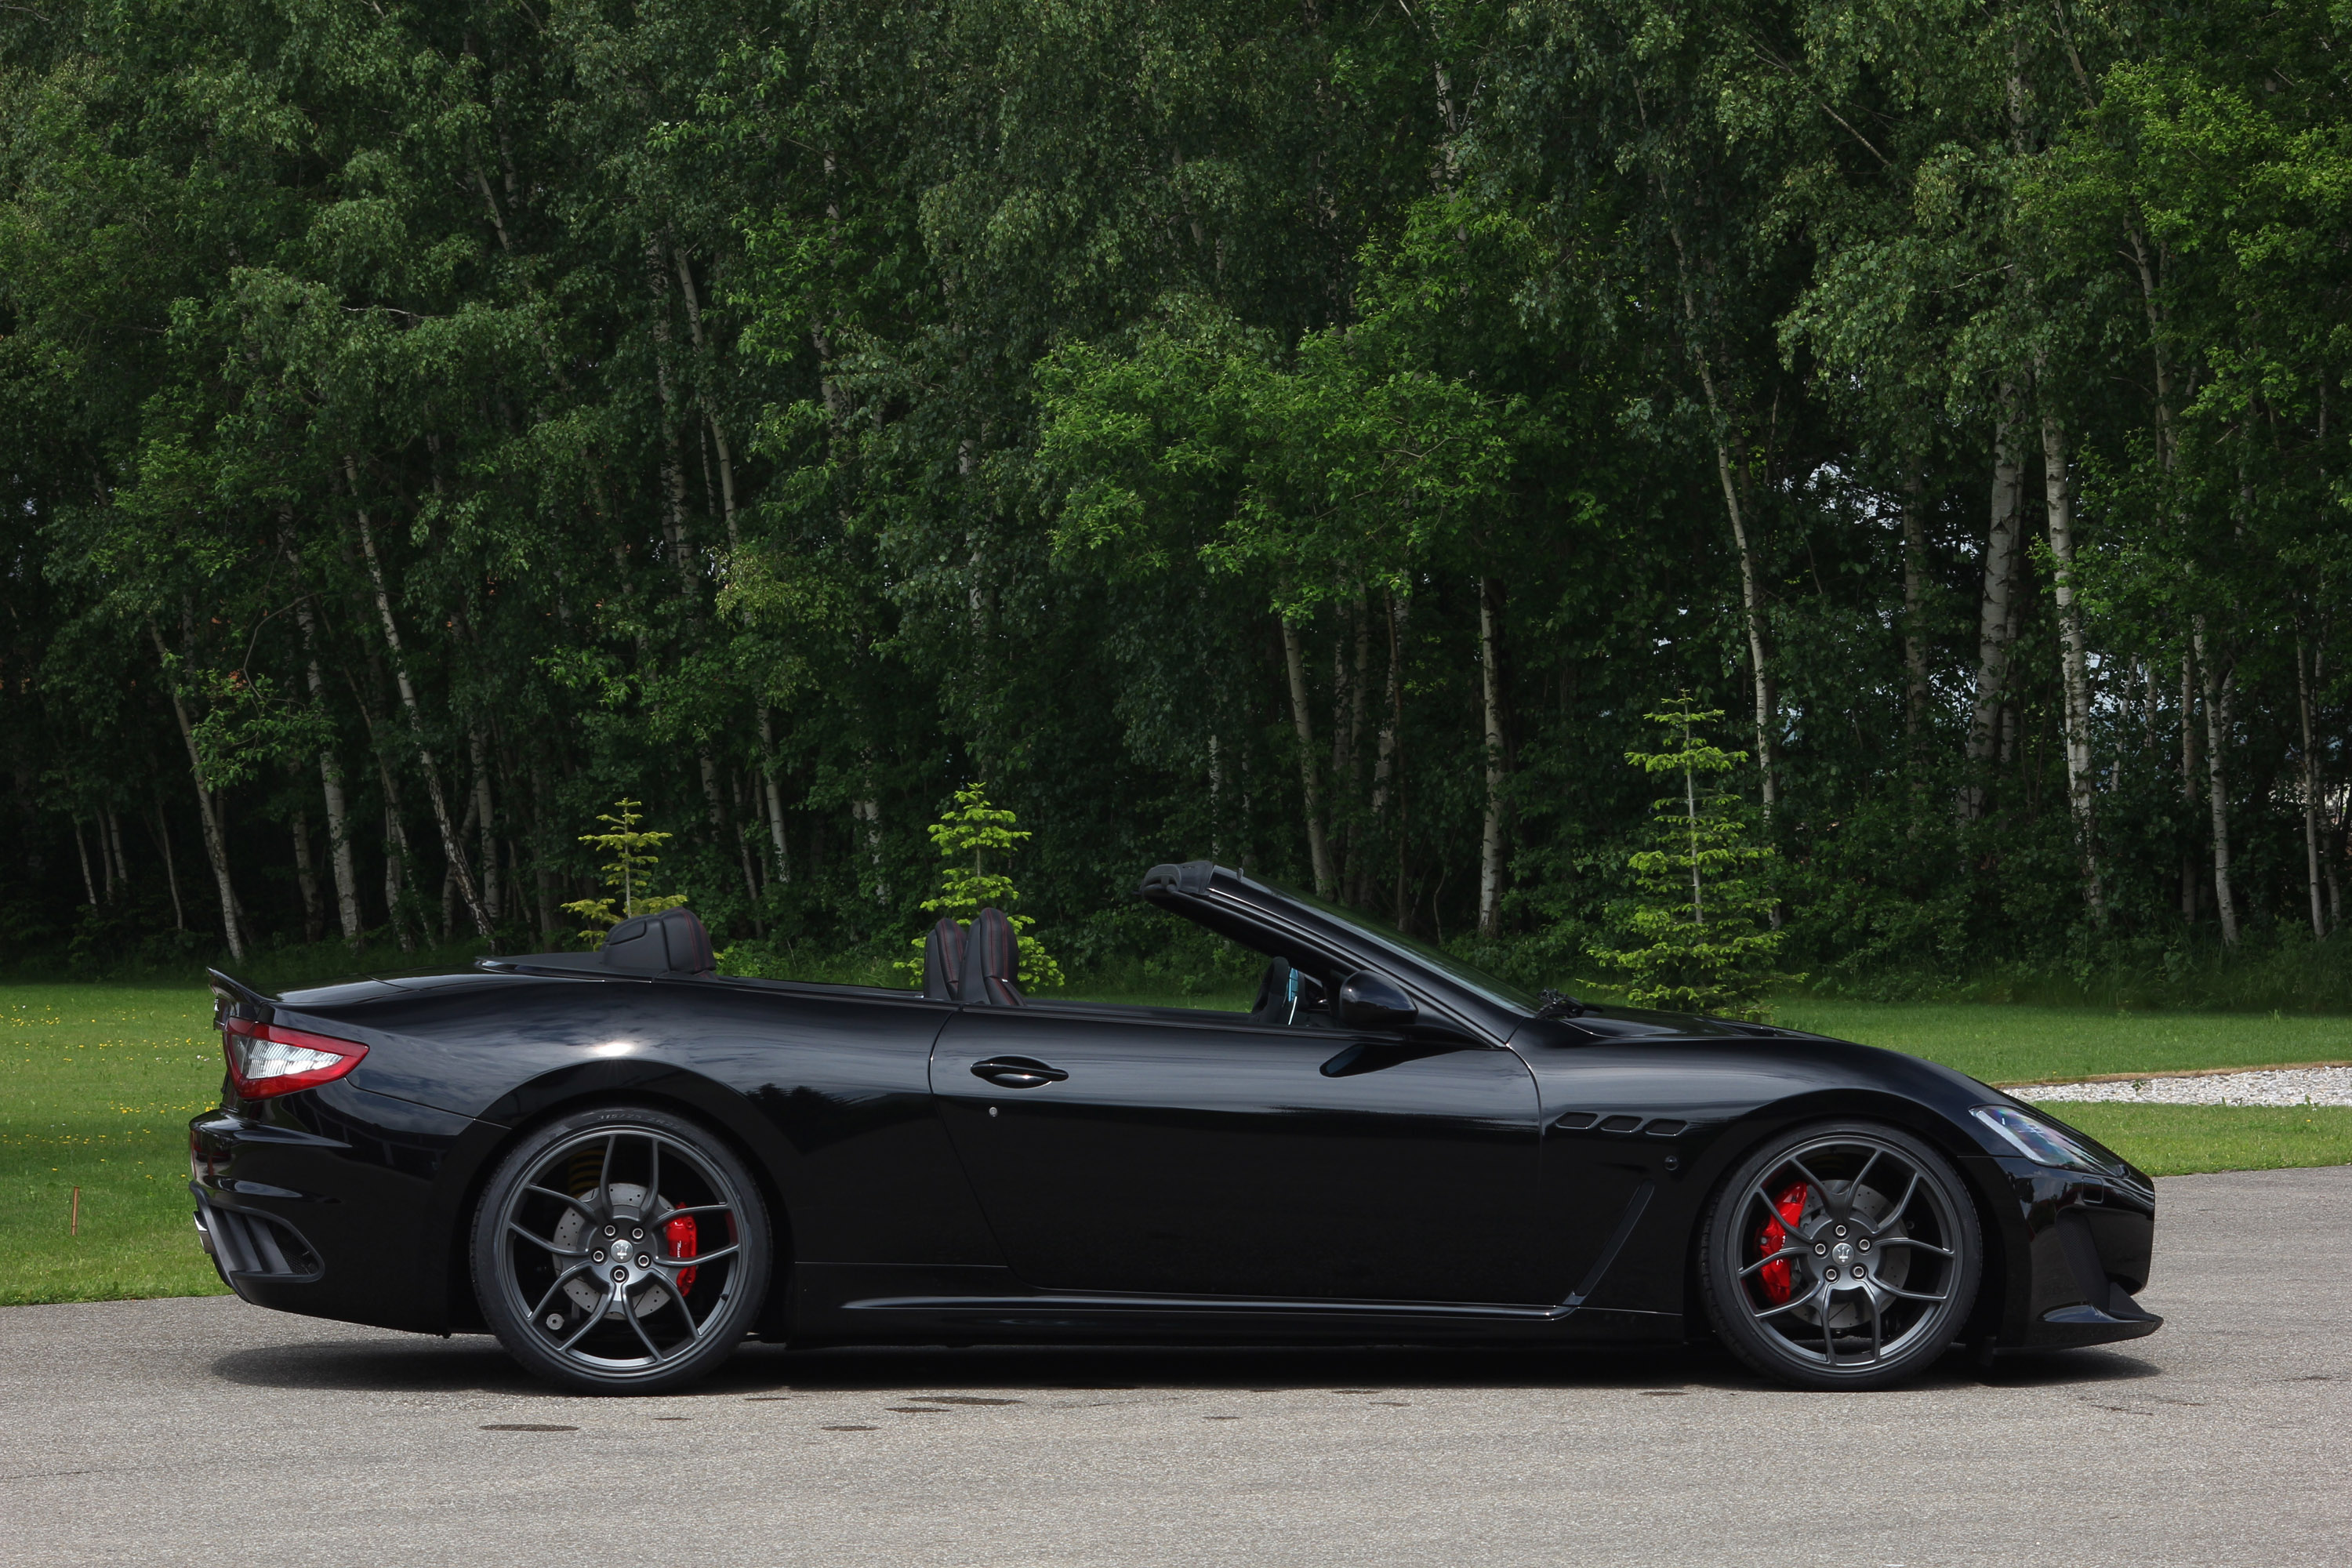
[1253,876,1542,1014]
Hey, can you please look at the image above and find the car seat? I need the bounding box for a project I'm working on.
[921,918,967,1002]
[1250,957,1293,1024]
[958,908,1025,1006]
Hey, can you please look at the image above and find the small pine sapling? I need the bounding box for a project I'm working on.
[1591,696,1797,1021]
[899,782,1064,989]
[559,798,690,946]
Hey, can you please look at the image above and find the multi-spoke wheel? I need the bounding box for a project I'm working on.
[471,1105,770,1394]
[1698,1121,1980,1390]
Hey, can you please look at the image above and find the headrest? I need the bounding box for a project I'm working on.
[600,908,715,975]
[958,908,1024,1006]
[922,918,967,1002]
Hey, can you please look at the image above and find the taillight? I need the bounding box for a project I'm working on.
[221,1015,368,1099]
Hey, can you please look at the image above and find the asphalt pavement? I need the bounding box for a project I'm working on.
[5,1165,2347,1567]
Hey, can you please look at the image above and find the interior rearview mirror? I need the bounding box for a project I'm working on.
[1335,971,1417,1031]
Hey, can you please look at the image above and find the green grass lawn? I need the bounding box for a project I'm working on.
[4,982,2347,1307]
[1,986,229,1306]
[1769,997,2352,1087]
[2028,1102,2352,1178]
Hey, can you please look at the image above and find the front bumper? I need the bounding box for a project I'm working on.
[1973,1154,2162,1350]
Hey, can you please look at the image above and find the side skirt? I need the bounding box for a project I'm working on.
[784,1261,1680,1347]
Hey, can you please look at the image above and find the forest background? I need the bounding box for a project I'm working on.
[5,0,2351,1010]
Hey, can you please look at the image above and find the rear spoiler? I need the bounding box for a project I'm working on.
[205,968,276,1022]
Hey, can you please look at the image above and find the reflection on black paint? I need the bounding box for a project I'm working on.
[934,1008,1548,1304]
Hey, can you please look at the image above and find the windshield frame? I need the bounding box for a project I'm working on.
[1248,875,1542,1016]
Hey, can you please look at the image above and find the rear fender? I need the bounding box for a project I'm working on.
[437,1061,798,1340]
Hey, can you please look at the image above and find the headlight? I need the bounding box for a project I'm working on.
[1971,1105,2123,1175]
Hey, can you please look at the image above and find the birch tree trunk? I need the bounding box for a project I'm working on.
[679,249,793,891]
[2179,649,2200,919]
[2193,617,2239,946]
[2042,412,2103,916]
[73,819,96,906]
[2297,630,2327,938]
[1962,382,2028,819]
[757,706,790,884]
[147,623,245,960]
[469,726,500,926]
[286,557,365,947]
[1662,217,1776,820]
[292,810,325,942]
[145,793,186,932]
[1900,473,1929,757]
[1375,592,1412,927]
[1281,618,1336,897]
[1478,576,1508,938]
[348,466,494,941]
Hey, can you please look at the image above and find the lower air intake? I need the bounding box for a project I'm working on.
[195,1193,323,1283]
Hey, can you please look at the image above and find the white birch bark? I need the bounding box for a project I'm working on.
[106,810,128,901]
[1281,618,1336,897]
[347,464,494,941]
[1375,592,1412,926]
[146,796,186,931]
[73,818,96,907]
[1901,474,1928,753]
[2042,412,2103,916]
[1478,577,1508,937]
[292,809,324,942]
[286,560,365,946]
[470,726,500,926]
[148,622,245,960]
[1962,382,2028,818]
[2298,630,2327,938]
[2193,617,2239,945]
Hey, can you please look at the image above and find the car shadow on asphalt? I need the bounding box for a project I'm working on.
[207,1335,2161,1399]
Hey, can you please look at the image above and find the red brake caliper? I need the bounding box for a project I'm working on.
[664,1214,698,1296]
[1755,1181,1809,1305]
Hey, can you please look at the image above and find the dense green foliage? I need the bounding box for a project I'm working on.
[6,0,2352,997]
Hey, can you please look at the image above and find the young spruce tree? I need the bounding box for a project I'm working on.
[901,783,1064,989]
[560,799,689,946]
[1592,698,1795,1020]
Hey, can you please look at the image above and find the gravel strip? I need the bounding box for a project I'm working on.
[2013,1065,2352,1107]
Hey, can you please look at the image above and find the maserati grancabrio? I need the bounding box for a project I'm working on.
[188,861,2161,1393]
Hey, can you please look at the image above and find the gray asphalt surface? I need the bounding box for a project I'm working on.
[4,1166,2347,1567]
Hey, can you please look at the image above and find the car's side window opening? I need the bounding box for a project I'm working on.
[1246,957,1336,1028]
[1044,908,1344,1022]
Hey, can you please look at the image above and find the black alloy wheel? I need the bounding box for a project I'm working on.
[471,1105,771,1395]
[1697,1120,1981,1390]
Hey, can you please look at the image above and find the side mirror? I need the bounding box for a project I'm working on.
[1334,970,1418,1031]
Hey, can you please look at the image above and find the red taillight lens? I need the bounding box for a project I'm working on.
[221,1015,368,1099]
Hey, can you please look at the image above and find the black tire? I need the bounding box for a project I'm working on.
[1697,1120,1980,1391]
[471,1104,771,1395]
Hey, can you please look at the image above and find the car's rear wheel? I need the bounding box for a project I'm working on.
[1697,1120,1980,1390]
[471,1105,770,1395]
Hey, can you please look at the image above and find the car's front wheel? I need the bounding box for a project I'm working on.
[471,1105,771,1395]
[1697,1120,1981,1390]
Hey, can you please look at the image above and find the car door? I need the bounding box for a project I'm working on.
[930,1000,1548,1305]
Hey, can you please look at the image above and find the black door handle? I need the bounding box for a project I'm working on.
[971,1056,1069,1089]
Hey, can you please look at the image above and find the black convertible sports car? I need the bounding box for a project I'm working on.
[191,861,2161,1393]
